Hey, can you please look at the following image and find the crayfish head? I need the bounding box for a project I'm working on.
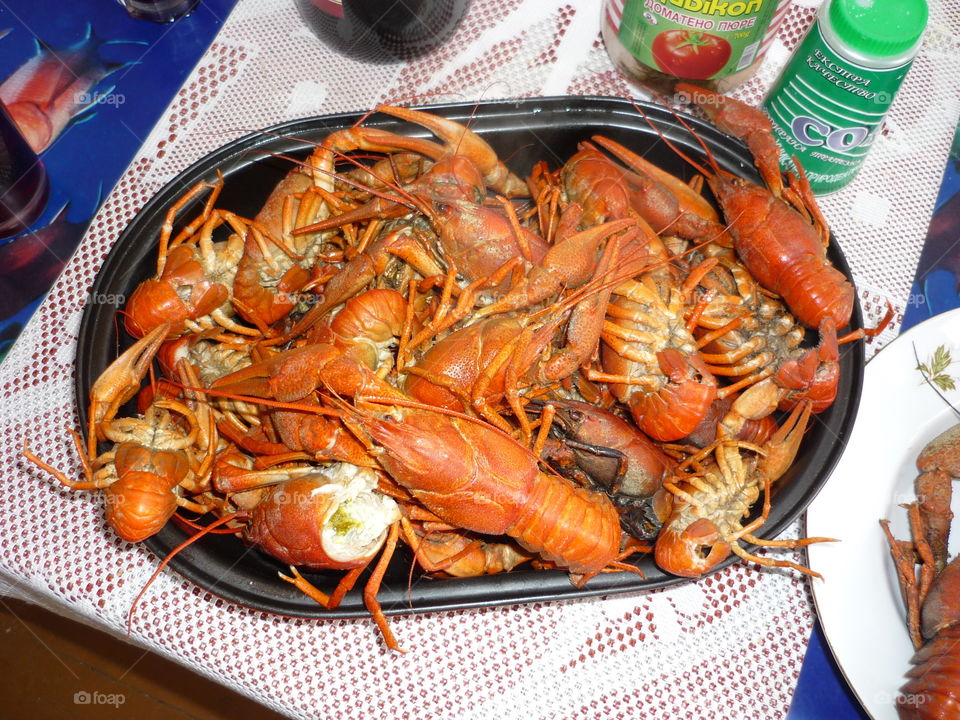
[627,349,718,443]
[104,472,181,543]
[654,516,730,578]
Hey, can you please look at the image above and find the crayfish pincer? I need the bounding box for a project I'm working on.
[659,83,856,331]
[913,423,960,571]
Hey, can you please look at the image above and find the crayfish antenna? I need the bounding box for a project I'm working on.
[629,100,711,181]
[127,512,241,636]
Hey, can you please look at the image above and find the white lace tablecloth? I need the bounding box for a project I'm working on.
[2,1,958,718]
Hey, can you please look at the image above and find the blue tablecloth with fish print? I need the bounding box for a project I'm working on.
[0,0,237,360]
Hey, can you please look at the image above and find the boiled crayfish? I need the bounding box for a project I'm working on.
[883,423,960,718]
[27,89,875,651]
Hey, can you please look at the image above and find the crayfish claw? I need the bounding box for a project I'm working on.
[88,322,170,452]
[759,400,812,483]
[376,105,527,197]
[675,82,784,197]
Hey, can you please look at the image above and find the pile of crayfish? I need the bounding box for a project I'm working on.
[27,85,885,651]
[883,423,960,718]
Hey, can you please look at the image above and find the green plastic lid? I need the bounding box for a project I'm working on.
[828,0,928,58]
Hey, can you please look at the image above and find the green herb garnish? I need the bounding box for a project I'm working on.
[917,344,957,391]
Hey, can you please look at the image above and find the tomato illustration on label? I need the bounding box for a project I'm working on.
[651,31,732,79]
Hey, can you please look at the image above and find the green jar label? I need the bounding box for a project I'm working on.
[762,23,913,194]
[614,0,783,79]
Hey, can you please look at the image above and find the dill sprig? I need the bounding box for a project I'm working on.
[916,344,957,392]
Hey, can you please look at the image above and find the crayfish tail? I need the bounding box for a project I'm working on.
[510,471,622,578]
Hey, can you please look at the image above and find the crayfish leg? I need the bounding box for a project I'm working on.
[175,496,217,515]
[278,565,363,610]
[364,521,403,653]
[398,516,483,574]
[728,541,823,580]
[279,522,403,653]
[906,502,939,606]
[157,179,221,276]
[881,517,926,650]
[739,532,836,549]
[24,428,110,491]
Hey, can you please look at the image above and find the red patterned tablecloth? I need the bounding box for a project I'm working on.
[2,1,958,718]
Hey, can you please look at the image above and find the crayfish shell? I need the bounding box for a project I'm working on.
[104,444,186,543]
[244,465,399,570]
[899,625,960,719]
[897,556,960,718]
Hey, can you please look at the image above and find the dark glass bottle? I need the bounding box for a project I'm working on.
[0,101,49,241]
[295,0,470,63]
[119,0,200,23]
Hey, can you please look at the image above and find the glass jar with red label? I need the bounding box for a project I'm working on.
[601,0,792,93]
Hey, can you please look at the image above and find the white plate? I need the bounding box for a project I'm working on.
[808,308,960,720]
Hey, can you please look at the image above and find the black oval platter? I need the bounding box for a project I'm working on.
[75,96,865,619]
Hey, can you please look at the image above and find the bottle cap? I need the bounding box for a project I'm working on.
[828,0,928,59]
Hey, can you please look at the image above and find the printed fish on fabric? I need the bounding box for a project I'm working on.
[0,1,233,361]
